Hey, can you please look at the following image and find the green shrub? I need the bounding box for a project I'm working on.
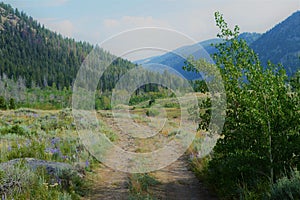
[0,96,7,110]
[0,160,86,199]
[189,12,300,199]
[0,161,37,197]
[146,108,160,117]
[0,125,30,136]
[164,102,179,108]
[8,98,16,109]
[6,140,48,161]
[270,170,300,200]
[129,173,159,194]
[57,169,89,197]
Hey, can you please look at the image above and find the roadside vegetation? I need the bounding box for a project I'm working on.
[0,108,94,199]
[187,12,300,199]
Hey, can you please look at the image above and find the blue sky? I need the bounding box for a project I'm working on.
[2,0,299,60]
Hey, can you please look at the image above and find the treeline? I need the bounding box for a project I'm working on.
[0,2,138,92]
[0,66,191,110]
[0,2,205,109]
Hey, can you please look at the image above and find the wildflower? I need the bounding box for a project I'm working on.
[45,147,60,154]
[51,137,60,146]
[85,160,90,168]
[51,148,60,154]
[7,145,12,152]
[61,155,68,160]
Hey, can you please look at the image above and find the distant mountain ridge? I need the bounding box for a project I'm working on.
[250,11,300,76]
[136,32,262,80]
[136,11,300,79]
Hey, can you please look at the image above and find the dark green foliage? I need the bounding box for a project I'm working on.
[197,98,211,130]
[6,140,46,161]
[0,3,193,110]
[0,96,6,110]
[0,125,29,136]
[190,80,208,93]
[57,169,89,197]
[0,2,92,88]
[129,173,160,193]
[146,108,160,117]
[270,170,300,200]
[149,98,155,106]
[290,70,300,92]
[0,2,136,92]
[129,90,170,106]
[189,12,300,199]
[8,97,16,109]
[95,94,111,110]
[163,102,179,108]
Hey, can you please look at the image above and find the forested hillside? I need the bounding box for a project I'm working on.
[0,2,188,109]
[0,2,136,90]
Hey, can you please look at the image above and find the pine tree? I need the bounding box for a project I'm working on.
[8,97,15,109]
[0,96,6,110]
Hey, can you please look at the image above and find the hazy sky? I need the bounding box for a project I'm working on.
[2,0,299,60]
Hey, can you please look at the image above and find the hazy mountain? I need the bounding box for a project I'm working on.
[136,33,261,80]
[136,11,300,79]
[250,11,300,76]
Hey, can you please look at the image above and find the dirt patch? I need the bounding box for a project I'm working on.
[85,163,129,200]
[149,155,218,200]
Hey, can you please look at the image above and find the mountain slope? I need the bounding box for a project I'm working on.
[0,2,136,90]
[136,33,261,80]
[137,11,300,79]
[135,39,217,80]
[250,11,300,76]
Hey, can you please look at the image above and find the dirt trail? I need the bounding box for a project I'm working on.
[149,155,218,200]
[86,163,129,200]
[85,110,217,200]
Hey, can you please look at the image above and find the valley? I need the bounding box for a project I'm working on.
[0,2,299,200]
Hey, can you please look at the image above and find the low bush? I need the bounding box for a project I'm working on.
[0,160,85,200]
[270,170,300,200]
[0,125,31,137]
[146,108,160,117]
[129,173,159,195]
